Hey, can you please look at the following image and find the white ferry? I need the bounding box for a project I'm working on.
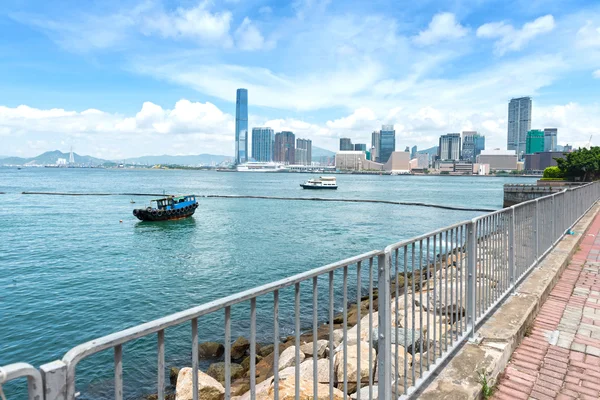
[300,176,338,190]
[236,162,287,172]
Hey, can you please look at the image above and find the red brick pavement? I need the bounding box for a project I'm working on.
[493,213,600,400]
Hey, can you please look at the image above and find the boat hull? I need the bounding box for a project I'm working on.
[133,203,199,221]
[300,184,338,190]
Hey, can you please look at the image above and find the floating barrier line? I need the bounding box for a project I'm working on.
[21,191,496,212]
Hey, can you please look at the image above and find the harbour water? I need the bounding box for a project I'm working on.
[0,169,535,398]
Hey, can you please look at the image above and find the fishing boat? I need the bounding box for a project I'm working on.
[133,195,198,221]
[300,176,338,190]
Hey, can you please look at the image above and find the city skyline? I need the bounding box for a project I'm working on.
[1,1,599,159]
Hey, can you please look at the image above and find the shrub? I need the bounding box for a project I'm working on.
[543,166,563,179]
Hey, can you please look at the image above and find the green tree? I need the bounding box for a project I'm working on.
[555,147,600,182]
[543,166,563,179]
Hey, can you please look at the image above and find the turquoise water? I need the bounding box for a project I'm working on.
[0,169,535,398]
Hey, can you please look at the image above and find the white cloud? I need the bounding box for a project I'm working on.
[234,17,273,51]
[140,2,233,45]
[326,108,377,131]
[477,15,556,55]
[413,13,468,46]
[576,21,600,48]
[594,69,600,78]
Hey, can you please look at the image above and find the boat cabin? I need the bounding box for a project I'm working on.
[152,195,197,211]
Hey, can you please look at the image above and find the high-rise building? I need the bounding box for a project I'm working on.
[564,144,573,152]
[371,131,381,162]
[461,132,485,161]
[340,138,354,151]
[354,143,367,151]
[251,127,274,162]
[411,146,417,159]
[380,125,396,164]
[275,131,295,164]
[544,128,558,152]
[507,97,532,159]
[438,133,461,161]
[235,89,249,164]
[296,138,312,165]
[526,130,544,154]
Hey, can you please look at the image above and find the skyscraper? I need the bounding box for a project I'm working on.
[275,131,295,164]
[371,131,381,162]
[438,133,461,161]
[461,131,484,161]
[544,128,558,152]
[235,89,248,164]
[296,138,312,165]
[251,127,274,162]
[474,134,485,158]
[379,125,396,164]
[354,143,367,151]
[340,138,354,151]
[526,130,544,154]
[411,146,417,159]
[507,97,532,159]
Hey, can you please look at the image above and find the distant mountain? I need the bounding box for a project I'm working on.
[312,146,335,160]
[417,146,439,156]
[121,154,231,166]
[0,150,107,166]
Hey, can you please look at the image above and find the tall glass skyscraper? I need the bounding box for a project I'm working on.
[507,97,532,160]
[275,131,295,164]
[371,131,381,162]
[379,125,396,164]
[439,133,461,161]
[251,127,274,162]
[235,89,248,164]
[544,128,558,152]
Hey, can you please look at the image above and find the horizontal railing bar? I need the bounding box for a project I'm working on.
[62,249,382,366]
[385,220,470,252]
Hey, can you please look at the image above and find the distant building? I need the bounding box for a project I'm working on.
[235,88,249,164]
[474,134,485,158]
[526,130,544,154]
[544,128,558,152]
[340,138,354,151]
[383,151,411,173]
[439,133,461,161]
[354,143,367,151]
[380,125,396,164]
[411,145,417,159]
[524,151,567,172]
[461,132,484,162]
[296,138,312,166]
[416,153,429,169]
[477,149,518,171]
[404,146,410,153]
[275,131,295,164]
[251,127,274,162]
[56,158,67,166]
[335,151,382,171]
[371,131,381,162]
[507,97,532,160]
[564,144,573,152]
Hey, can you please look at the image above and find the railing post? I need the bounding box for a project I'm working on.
[551,195,555,242]
[534,199,539,262]
[40,360,67,400]
[509,207,515,291]
[467,220,477,338]
[377,252,391,400]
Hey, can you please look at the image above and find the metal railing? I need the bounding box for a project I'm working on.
[2,182,599,400]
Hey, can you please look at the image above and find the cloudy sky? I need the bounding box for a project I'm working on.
[1,0,600,159]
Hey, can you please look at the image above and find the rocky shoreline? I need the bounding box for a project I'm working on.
[148,243,496,400]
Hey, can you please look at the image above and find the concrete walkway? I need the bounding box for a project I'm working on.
[493,213,600,400]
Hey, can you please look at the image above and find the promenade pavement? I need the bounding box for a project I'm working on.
[493,212,600,400]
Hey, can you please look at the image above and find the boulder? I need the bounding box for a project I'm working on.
[198,342,225,359]
[258,344,275,358]
[241,355,262,373]
[231,337,250,360]
[279,358,334,384]
[278,346,305,370]
[206,362,244,384]
[350,385,378,399]
[260,377,344,400]
[331,329,344,347]
[170,367,180,386]
[175,367,225,400]
[374,346,413,386]
[231,378,272,400]
[333,342,376,394]
[299,340,329,359]
[406,338,434,356]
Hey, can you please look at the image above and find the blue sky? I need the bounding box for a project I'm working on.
[1,0,600,159]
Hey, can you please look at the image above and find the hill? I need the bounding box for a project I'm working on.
[0,150,107,166]
[121,154,231,166]
[312,146,335,160]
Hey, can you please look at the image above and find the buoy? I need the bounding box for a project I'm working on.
[119,220,123,223]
